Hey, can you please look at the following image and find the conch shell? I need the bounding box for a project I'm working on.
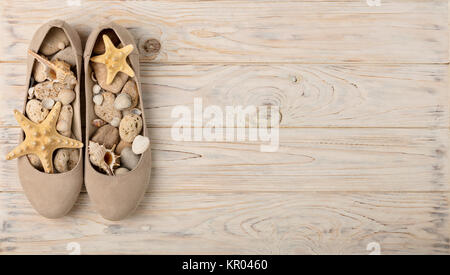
[28,49,77,88]
[88,141,120,175]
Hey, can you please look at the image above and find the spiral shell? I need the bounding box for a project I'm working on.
[88,141,120,175]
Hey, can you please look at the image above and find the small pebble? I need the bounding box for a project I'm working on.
[132,135,150,154]
[93,84,102,94]
[58,89,75,105]
[110,117,121,127]
[120,147,140,170]
[42,98,55,109]
[114,93,132,110]
[115,167,129,175]
[130,108,142,116]
[93,94,103,105]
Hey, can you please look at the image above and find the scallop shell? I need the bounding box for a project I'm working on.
[88,141,120,175]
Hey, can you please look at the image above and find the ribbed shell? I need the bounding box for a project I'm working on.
[88,141,120,175]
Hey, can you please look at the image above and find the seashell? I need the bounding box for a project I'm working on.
[88,141,120,175]
[92,118,107,128]
[114,93,132,110]
[91,71,98,83]
[91,62,128,94]
[56,105,73,137]
[57,89,75,105]
[28,50,77,89]
[28,87,35,99]
[91,124,119,149]
[93,84,102,94]
[120,147,140,170]
[115,140,131,155]
[26,99,49,123]
[120,80,139,110]
[93,94,103,105]
[51,46,76,67]
[110,117,121,128]
[132,135,150,154]
[130,108,142,116]
[42,98,55,109]
[32,58,51,83]
[27,154,43,170]
[34,80,64,100]
[39,27,70,55]
[114,167,129,175]
[94,92,122,123]
[119,114,143,143]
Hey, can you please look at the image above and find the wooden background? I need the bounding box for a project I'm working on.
[0,0,449,254]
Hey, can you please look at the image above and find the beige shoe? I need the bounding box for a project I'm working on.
[15,20,84,219]
[84,22,151,221]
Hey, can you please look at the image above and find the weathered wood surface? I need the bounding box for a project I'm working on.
[1,63,448,128]
[0,127,448,192]
[0,0,449,255]
[0,0,447,63]
[1,192,449,255]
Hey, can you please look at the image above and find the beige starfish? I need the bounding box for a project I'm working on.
[5,102,83,173]
[90,35,135,85]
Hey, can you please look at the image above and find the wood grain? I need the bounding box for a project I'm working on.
[0,127,447,192]
[0,191,448,255]
[1,0,447,63]
[1,63,448,128]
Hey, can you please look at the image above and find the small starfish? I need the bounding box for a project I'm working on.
[90,35,135,85]
[5,102,83,173]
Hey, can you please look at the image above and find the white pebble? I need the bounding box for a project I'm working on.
[42,98,55,109]
[110,117,121,127]
[93,84,102,94]
[132,135,150,154]
[93,94,103,105]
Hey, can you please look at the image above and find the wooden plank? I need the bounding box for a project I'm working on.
[1,63,448,128]
[0,191,448,254]
[0,127,447,192]
[1,0,447,63]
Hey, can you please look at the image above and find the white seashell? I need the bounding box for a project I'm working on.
[28,87,35,99]
[130,108,142,116]
[114,93,132,111]
[88,141,120,175]
[93,94,103,105]
[110,117,121,127]
[93,84,102,94]
[132,135,150,154]
[42,98,55,109]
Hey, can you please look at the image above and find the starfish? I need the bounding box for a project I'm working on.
[90,35,135,85]
[5,102,83,173]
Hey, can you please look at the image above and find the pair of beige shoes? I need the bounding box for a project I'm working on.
[14,20,151,221]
